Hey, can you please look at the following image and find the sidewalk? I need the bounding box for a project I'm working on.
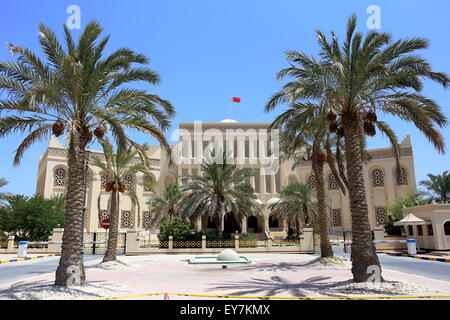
[0,254,449,300]
[380,251,450,263]
[0,254,56,264]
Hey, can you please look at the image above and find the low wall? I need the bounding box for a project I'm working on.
[373,229,407,251]
[126,228,315,255]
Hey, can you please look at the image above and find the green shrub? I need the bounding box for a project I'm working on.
[285,233,300,240]
[157,219,191,241]
[239,233,257,247]
[239,233,257,241]
[384,215,404,236]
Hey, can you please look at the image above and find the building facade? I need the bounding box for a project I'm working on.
[35,120,417,238]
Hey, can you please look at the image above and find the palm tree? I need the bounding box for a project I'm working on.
[91,139,154,262]
[179,153,261,233]
[268,182,316,235]
[270,113,347,258]
[0,178,11,206]
[0,22,174,286]
[150,184,183,226]
[265,14,449,281]
[419,171,450,203]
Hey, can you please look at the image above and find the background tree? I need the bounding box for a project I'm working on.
[91,139,153,263]
[268,182,316,235]
[265,14,449,282]
[419,171,450,203]
[383,192,426,235]
[179,152,261,233]
[150,184,183,227]
[0,22,174,285]
[0,194,65,241]
[0,178,11,206]
[269,111,347,258]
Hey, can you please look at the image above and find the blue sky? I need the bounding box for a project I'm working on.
[0,0,449,196]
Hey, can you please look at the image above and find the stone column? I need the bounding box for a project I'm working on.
[125,230,139,255]
[201,235,206,252]
[241,217,247,233]
[301,228,314,252]
[7,235,15,254]
[234,234,239,249]
[48,228,64,254]
[168,235,173,250]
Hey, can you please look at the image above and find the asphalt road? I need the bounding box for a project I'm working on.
[0,255,101,284]
[333,245,450,282]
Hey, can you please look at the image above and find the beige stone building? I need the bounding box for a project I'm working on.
[35,120,417,239]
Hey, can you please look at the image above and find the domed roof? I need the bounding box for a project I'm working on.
[217,249,240,261]
[220,119,238,123]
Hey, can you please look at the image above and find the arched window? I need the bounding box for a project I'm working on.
[331,209,342,227]
[375,207,388,226]
[307,175,317,190]
[444,221,450,236]
[328,173,338,190]
[53,167,67,187]
[371,168,385,187]
[123,174,133,190]
[395,167,409,185]
[120,210,134,229]
[142,211,151,229]
[100,173,110,190]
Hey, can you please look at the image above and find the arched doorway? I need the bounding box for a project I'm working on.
[207,216,215,229]
[269,215,279,228]
[247,215,258,233]
[444,221,450,235]
[224,212,241,233]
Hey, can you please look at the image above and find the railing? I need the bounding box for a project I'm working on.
[272,239,301,247]
[140,240,168,248]
[0,241,7,249]
[173,240,202,248]
[27,242,49,249]
[206,240,234,248]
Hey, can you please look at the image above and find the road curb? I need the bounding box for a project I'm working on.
[382,252,450,263]
[0,254,56,264]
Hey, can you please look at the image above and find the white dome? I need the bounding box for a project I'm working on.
[217,249,240,261]
[220,119,238,123]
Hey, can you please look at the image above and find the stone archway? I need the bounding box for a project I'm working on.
[224,212,241,234]
[269,215,279,229]
[247,215,258,233]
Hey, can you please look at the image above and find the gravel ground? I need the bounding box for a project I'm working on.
[303,256,352,269]
[0,281,122,300]
[314,279,444,297]
[88,260,139,270]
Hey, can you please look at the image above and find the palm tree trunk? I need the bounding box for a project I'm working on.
[343,113,382,282]
[103,189,119,262]
[54,149,86,286]
[315,160,333,258]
